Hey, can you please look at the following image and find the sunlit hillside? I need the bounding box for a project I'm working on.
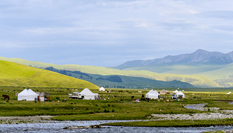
[0,60,99,89]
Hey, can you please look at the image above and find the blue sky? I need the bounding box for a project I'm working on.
[1,0,233,67]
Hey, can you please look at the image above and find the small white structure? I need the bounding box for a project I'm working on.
[99,87,105,91]
[227,92,231,94]
[36,92,49,101]
[175,91,185,98]
[18,89,38,101]
[146,89,160,99]
[79,88,99,100]
[173,90,178,93]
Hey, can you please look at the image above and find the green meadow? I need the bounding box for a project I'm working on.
[1,86,233,125]
[0,60,98,89]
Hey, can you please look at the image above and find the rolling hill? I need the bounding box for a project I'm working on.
[0,60,99,89]
[43,67,195,88]
[0,57,219,88]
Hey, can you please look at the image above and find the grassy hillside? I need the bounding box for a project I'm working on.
[44,67,195,88]
[0,57,219,88]
[118,64,233,87]
[0,60,98,89]
[121,65,225,75]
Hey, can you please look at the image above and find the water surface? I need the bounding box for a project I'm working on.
[1,120,233,133]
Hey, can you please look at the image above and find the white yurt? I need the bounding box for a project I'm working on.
[173,90,178,93]
[146,89,160,99]
[79,88,99,100]
[175,91,185,98]
[18,89,38,101]
[99,87,105,91]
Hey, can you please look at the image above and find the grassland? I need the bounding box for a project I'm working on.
[0,60,98,89]
[0,57,219,87]
[1,86,233,126]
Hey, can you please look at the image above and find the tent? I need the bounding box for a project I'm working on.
[146,89,160,99]
[79,88,99,100]
[175,91,185,98]
[173,90,178,93]
[160,89,167,95]
[99,87,105,91]
[18,89,38,101]
[36,92,49,101]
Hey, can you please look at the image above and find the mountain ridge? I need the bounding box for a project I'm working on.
[116,49,233,69]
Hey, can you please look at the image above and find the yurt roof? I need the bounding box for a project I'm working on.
[147,89,159,94]
[18,89,28,96]
[176,91,184,95]
[28,89,38,95]
[80,88,94,95]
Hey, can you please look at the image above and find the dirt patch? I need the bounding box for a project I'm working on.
[215,100,233,102]
[151,112,233,120]
[0,116,52,121]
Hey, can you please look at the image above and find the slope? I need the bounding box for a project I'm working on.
[0,57,219,88]
[0,60,99,89]
[44,67,195,88]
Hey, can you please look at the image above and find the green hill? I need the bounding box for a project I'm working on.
[121,64,225,75]
[0,60,99,89]
[43,67,195,88]
[118,64,233,87]
[0,57,219,88]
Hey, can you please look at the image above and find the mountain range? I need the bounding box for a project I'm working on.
[115,49,233,87]
[116,49,233,69]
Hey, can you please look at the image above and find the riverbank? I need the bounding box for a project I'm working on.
[103,119,233,127]
[102,110,233,127]
[1,121,233,133]
[1,120,233,133]
[0,116,52,124]
[150,112,233,120]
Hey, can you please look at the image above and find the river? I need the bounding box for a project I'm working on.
[1,120,233,133]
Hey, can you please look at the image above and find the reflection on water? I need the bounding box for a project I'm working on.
[0,120,233,133]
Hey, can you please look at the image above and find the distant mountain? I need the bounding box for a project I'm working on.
[116,49,233,69]
[0,60,99,89]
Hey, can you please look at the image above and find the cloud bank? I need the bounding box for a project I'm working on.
[0,0,233,66]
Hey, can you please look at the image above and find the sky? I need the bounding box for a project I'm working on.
[1,0,233,67]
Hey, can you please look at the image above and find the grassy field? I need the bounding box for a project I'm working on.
[0,60,98,89]
[1,86,233,124]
